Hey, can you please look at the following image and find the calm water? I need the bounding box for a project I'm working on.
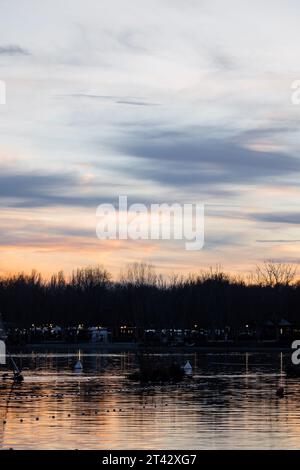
[0,350,299,449]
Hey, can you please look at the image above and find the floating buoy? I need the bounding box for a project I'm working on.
[13,373,24,383]
[183,361,193,375]
[74,360,83,371]
[276,386,284,398]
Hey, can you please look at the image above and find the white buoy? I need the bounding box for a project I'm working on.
[74,360,83,371]
[74,350,83,371]
[183,360,192,375]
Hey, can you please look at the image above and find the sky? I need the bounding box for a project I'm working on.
[0,0,300,278]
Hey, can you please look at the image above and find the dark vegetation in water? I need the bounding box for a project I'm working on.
[285,364,300,377]
[128,356,185,383]
[0,261,299,331]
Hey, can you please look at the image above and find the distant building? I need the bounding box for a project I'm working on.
[0,313,7,340]
[112,326,143,342]
[278,318,292,338]
[89,327,110,343]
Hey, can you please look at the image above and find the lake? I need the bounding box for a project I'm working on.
[0,350,299,449]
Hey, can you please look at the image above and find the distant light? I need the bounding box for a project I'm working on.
[245,325,249,328]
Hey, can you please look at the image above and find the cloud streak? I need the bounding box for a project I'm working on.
[251,212,300,225]
[112,127,300,188]
[0,44,30,55]
[67,93,160,106]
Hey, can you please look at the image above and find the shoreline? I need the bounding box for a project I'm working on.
[8,342,293,353]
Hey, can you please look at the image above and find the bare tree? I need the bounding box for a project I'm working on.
[254,260,297,287]
[120,262,157,286]
[71,265,111,289]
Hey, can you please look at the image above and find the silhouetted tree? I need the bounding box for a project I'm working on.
[0,262,299,330]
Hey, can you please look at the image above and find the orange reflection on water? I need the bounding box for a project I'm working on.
[1,352,300,449]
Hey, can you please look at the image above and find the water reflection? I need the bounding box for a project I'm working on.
[0,351,299,449]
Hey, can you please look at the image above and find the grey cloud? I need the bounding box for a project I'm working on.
[0,169,169,208]
[238,126,299,139]
[116,31,150,53]
[210,50,237,71]
[208,208,300,227]
[0,172,74,206]
[68,93,160,106]
[115,100,160,106]
[0,45,30,56]
[256,239,300,243]
[18,224,95,239]
[204,233,245,251]
[251,212,300,225]
[113,128,300,187]
[0,171,107,208]
[234,125,300,147]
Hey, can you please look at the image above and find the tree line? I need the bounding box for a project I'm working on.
[0,261,299,329]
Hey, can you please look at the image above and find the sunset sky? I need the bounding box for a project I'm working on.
[0,0,300,278]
